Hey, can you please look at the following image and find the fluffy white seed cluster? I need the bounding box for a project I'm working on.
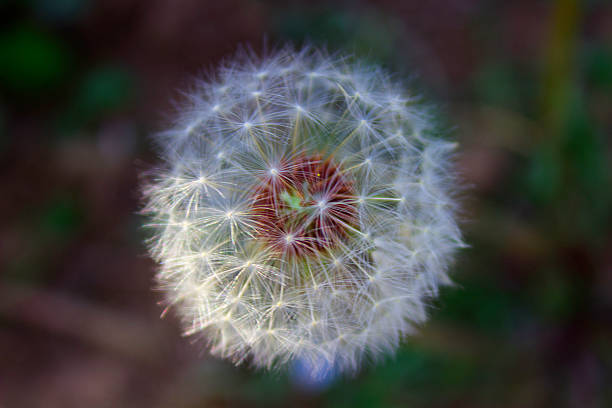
[143,46,463,378]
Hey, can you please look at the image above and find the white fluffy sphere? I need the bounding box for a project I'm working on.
[143,46,463,378]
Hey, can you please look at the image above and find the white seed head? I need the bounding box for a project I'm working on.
[142,46,463,378]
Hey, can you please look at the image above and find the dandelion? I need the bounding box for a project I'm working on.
[142,46,464,378]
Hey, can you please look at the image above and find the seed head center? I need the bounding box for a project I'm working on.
[251,154,357,257]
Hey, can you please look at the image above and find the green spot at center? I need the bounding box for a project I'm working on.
[280,190,303,211]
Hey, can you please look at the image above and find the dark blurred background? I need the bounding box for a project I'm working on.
[1,0,611,407]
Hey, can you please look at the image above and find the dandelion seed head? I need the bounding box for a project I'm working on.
[142,45,463,379]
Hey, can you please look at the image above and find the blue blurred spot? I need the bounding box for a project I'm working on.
[291,356,338,392]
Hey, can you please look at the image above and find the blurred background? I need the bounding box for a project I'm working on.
[1,0,611,407]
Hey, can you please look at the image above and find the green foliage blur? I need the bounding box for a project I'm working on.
[1,0,610,407]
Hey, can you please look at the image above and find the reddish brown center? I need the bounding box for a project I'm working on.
[250,155,357,257]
